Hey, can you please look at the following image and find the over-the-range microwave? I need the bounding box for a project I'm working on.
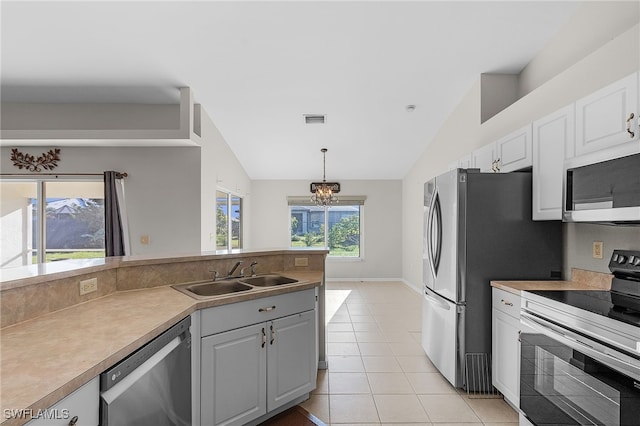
[563,152,640,225]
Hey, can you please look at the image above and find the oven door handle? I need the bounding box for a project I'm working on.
[520,311,640,382]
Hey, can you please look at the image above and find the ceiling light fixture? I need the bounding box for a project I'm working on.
[310,148,340,206]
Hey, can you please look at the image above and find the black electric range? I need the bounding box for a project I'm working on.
[528,249,640,328]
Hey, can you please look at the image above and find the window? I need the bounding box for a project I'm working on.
[288,196,364,258]
[216,190,243,251]
[1,179,105,266]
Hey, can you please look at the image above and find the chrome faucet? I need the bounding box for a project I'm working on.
[241,261,258,277]
[228,261,243,277]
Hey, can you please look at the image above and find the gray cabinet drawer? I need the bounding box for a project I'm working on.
[201,289,315,337]
[492,287,521,319]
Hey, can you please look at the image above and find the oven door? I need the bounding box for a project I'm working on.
[519,313,640,426]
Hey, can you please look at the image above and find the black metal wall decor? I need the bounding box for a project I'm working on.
[10,148,61,172]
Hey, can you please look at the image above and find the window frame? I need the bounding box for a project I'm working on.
[216,189,243,251]
[0,176,105,265]
[288,196,365,260]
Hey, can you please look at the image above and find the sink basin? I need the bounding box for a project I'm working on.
[240,275,298,287]
[172,280,253,298]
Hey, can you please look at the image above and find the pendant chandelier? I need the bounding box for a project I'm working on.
[310,148,340,206]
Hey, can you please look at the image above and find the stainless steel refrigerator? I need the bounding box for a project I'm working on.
[421,169,562,391]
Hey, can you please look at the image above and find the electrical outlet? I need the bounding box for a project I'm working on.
[294,257,309,267]
[80,278,98,295]
[592,241,604,259]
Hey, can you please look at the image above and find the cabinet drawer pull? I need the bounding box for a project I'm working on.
[627,113,635,138]
[500,299,513,307]
[270,324,276,345]
[261,327,266,348]
[259,305,276,313]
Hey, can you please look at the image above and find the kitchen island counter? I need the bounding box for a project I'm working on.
[1,252,324,426]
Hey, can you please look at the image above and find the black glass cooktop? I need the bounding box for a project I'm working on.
[529,289,640,328]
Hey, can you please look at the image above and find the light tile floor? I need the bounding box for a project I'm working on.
[300,281,519,426]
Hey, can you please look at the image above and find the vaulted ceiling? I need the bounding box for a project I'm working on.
[1,1,582,179]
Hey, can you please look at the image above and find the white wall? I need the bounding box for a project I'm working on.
[1,104,251,257]
[402,17,640,291]
[0,145,202,255]
[250,180,402,280]
[199,107,252,251]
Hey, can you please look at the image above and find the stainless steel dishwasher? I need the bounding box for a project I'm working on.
[100,316,191,426]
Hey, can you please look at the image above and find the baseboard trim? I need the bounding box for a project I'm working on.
[324,277,422,295]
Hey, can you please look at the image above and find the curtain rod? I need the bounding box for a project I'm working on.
[0,172,128,178]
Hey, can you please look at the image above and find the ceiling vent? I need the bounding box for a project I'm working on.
[304,114,326,124]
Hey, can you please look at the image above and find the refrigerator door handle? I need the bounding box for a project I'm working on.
[425,189,436,279]
[424,288,450,310]
[426,191,443,278]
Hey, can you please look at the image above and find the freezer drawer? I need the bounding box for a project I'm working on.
[420,287,463,388]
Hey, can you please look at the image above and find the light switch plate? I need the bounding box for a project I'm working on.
[592,241,604,259]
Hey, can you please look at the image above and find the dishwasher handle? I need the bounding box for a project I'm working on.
[100,316,191,392]
[101,335,183,404]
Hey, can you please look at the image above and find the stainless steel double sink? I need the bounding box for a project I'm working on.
[172,274,299,299]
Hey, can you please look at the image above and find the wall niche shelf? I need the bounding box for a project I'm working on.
[0,87,202,147]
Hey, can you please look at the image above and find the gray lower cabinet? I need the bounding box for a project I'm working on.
[267,311,316,411]
[201,322,267,426]
[200,304,316,426]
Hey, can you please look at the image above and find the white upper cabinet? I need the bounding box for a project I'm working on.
[495,124,533,173]
[448,153,473,170]
[572,72,639,158]
[532,105,574,220]
[458,154,473,169]
[472,142,497,172]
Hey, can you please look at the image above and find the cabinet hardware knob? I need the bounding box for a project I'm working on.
[627,113,636,138]
[68,416,78,426]
[259,305,276,313]
[491,158,501,173]
[500,299,513,307]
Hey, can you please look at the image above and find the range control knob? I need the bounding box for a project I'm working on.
[630,256,640,266]
[612,254,619,262]
[617,255,627,264]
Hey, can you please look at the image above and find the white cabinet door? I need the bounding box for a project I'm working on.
[472,142,497,172]
[532,105,574,220]
[492,309,520,407]
[449,154,473,171]
[491,288,521,408]
[201,323,267,426]
[459,154,473,169]
[573,72,639,157]
[495,124,533,173]
[26,377,99,426]
[267,310,317,411]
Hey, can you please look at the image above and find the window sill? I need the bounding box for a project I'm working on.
[327,257,363,263]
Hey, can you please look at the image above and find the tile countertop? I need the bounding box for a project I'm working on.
[0,271,322,426]
[491,268,613,296]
